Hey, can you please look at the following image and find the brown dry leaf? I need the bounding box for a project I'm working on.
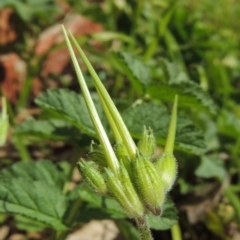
[0,8,17,45]
[0,53,26,103]
[34,13,103,92]
[35,13,103,56]
[179,177,229,224]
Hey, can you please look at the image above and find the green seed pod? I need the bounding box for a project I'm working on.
[114,143,131,170]
[155,153,177,192]
[132,156,165,215]
[105,167,145,220]
[119,162,145,215]
[0,97,9,147]
[138,126,155,160]
[78,160,107,194]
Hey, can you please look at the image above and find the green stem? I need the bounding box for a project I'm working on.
[56,147,84,239]
[1,97,7,118]
[165,95,178,154]
[171,223,182,240]
[13,135,31,162]
[56,197,83,240]
[62,146,82,194]
[17,75,33,109]
[136,216,153,240]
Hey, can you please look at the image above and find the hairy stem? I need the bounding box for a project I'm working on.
[136,216,153,240]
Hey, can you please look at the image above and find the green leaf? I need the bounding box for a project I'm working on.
[14,119,79,141]
[0,160,65,189]
[195,155,227,180]
[218,108,240,139]
[115,52,152,93]
[70,184,126,221]
[122,102,206,154]
[0,179,68,230]
[35,89,108,138]
[14,214,47,232]
[76,204,126,223]
[148,59,217,114]
[148,200,178,230]
[69,184,102,206]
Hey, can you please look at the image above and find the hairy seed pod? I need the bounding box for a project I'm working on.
[132,156,165,215]
[105,167,145,220]
[155,153,177,192]
[138,126,155,160]
[114,143,131,171]
[78,160,107,194]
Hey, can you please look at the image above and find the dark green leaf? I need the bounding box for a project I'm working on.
[14,119,79,141]
[114,52,152,93]
[117,220,140,240]
[0,179,68,230]
[70,184,126,221]
[35,89,108,138]
[148,59,217,114]
[14,215,47,232]
[218,109,240,139]
[122,102,206,154]
[0,160,65,189]
[148,200,178,230]
[76,204,126,223]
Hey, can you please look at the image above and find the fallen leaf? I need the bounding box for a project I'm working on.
[0,8,17,45]
[0,53,26,103]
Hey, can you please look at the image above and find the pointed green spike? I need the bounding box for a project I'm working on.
[99,94,123,143]
[67,30,137,160]
[62,25,119,173]
[165,95,178,154]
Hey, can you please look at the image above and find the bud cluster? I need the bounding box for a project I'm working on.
[78,124,178,219]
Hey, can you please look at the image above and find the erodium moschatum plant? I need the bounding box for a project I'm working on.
[62,25,178,240]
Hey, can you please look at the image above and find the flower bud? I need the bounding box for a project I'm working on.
[105,167,145,220]
[88,141,107,168]
[78,160,107,194]
[132,156,165,215]
[138,126,155,160]
[155,153,177,192]
[0,97,9,147]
